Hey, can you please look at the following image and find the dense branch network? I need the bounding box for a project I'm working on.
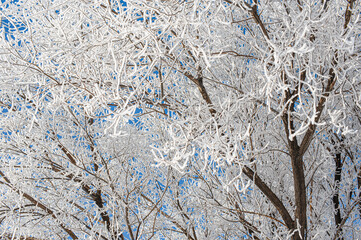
[0,0,360,239]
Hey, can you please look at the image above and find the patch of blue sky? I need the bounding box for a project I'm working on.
[0,15,27,44]
[135,8,157,24]
[108,0,127,14]
[239,25,247,35]
[128,107,142,123]
[154,179,166,192]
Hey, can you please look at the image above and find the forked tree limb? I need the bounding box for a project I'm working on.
[0,170,78,239]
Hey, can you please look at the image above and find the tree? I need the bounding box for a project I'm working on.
[0,0,360,239]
